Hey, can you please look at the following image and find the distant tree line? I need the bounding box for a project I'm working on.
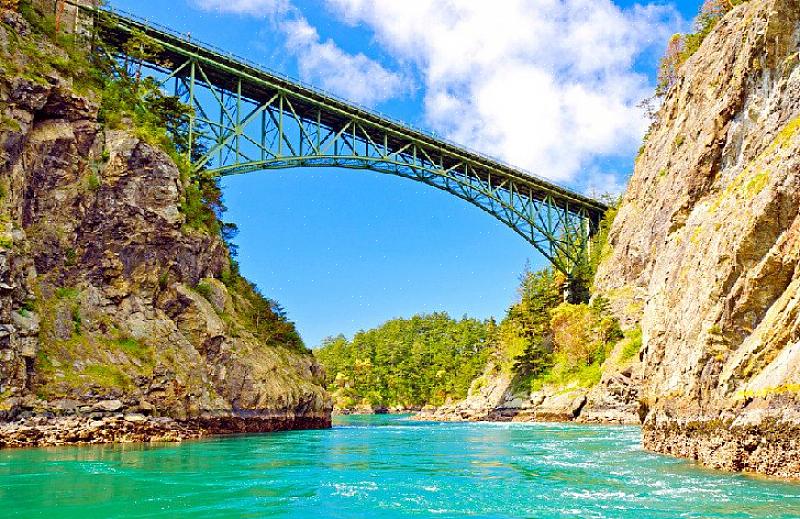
[315,201,640,408]
[315,313,492,409]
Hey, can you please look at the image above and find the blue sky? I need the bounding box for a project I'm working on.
[113,0,700,347]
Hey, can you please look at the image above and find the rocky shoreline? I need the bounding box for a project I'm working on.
[333,406,419,416]
[643,415,800,480]
[0,405,331,449]
[412,360,642,425]
[411,395,638,425]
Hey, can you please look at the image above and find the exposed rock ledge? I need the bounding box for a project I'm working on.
[414,359,642,425]
[0,412,331,448]
[643,410,800,479]
[0,10,331,447]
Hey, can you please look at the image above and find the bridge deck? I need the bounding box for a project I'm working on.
[86,5,607,218]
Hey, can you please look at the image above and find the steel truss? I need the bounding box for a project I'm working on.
[84,3,607,278]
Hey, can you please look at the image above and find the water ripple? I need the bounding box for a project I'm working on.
[0,415,799,518]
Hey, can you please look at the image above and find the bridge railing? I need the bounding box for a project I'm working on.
[66,0,602,205]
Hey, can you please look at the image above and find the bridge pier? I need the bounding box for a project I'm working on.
[32,0,98,36]
[562,276,590,304]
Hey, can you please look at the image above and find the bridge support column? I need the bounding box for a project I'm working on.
[562,276,589,304]
[32,0,98,36]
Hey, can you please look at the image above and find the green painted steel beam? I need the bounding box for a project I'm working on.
[72,0,608,279]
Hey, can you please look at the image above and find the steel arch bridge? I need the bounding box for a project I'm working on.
[75,2,607,280]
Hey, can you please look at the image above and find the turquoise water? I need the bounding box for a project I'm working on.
[1,415,799,518]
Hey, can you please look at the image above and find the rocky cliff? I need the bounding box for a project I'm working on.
[0,10,330,447]
[415,343,642,425]
[415,0,800,480]
[595,0,800,478]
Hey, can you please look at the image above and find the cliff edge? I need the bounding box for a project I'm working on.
[0,9,331,446]
[595,0,800,478]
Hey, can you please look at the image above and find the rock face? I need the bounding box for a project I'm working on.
[594,0,800,478]
[414,353,641,425]
[0,11,330,446]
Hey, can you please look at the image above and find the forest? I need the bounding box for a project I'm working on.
[315,313,493,410]
[315,226,637,412]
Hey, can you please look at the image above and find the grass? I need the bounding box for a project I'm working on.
[81,365,131,389]
[33,330,153,399]
[86,173,101,192]
[0,114,21,132]
[55,286,79,299]
[529,353,606,392]
[113,337,154,366]
[532,364,603,392]
[194,281,213,300]
[743,170,770,197]
[735,383,800,400]
[776,116,800,146]
[619,328,642,362]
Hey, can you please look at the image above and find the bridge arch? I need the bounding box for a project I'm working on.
[89,4,607,279]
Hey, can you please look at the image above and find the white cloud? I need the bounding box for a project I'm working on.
[323,0,681,183]
[280,17,408,107]
[193,0,682,184]
[583,170,628,199]
[191,0,290,16]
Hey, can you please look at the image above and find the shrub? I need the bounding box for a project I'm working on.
[64,247,77,266]
[588,203,619,283]
[158,270,169,290]
[656,34,686,96]
[71,305,82,335]
[87,173,101,191]
[620,328,643,362]
[194,281,213,300]
[181,180,221,234]
[655,0,747,97]
[550,301,622,368]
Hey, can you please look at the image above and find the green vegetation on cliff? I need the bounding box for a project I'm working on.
[315,313,491,409]
[657,0,750,96]
[0,3,315,413]
[490,264,624,393]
